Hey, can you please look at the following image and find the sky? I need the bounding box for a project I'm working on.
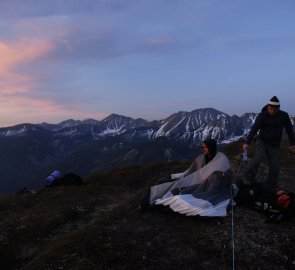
[0,0,295,127]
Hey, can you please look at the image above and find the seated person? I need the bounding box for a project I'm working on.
[171,139,218,180]
[140,139,233,217]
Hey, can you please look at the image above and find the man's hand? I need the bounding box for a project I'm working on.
[242,143,249,152]
[289,145,295,153]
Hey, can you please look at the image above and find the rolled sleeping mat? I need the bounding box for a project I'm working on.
[44,170,61,187]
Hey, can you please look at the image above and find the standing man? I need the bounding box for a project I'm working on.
[243,96,295,191]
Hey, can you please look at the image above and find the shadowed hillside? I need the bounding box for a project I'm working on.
[0,139,295,270]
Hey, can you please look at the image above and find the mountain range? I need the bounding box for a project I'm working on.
[0,107,294,195]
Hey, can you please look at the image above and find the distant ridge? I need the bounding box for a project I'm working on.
[0,107,294,194]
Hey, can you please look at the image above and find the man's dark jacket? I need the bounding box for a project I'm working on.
[246,109,295,146]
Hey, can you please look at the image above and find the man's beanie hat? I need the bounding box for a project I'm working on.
[268,96,280,108]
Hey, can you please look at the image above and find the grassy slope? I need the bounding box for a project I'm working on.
[1,139,295,270]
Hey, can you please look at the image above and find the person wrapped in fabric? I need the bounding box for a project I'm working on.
[170,138,218,181]
[242,96,295,192]
[139,138,233,215]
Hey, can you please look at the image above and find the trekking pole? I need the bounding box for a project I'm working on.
[234,150,248,184]
[230,150,247,270]
[230,182,235,270]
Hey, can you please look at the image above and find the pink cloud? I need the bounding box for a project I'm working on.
[0,37,62,126]
[0,85,32,95]
[0,36,108,127]
[0,94,108,127]
[0,95,76,122]
[0,38,55,93]
[0,38,54,69]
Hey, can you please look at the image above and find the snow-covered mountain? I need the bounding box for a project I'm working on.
[146,108,245,143]
[0,108,294,195]
[0,108,256,141]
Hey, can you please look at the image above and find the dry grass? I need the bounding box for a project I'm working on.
[0,142,294,270]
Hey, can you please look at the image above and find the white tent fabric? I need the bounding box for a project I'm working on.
[149,152,232,217]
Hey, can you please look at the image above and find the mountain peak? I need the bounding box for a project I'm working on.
[191,107,229,116]
[103,113,133,122]
[58,119,82,128]
[0,123,46,137]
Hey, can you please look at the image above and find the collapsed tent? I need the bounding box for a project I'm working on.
[141,152,233,217]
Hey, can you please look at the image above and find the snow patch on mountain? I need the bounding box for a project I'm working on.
[99,127,126,136]
[164,116,186,135]
[0,125,36,137]
[155,122,168,137]
[2,109,293,146]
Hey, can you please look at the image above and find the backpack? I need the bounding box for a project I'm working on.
[235,182,274,209]
[266,190,295,222]
[235,183,295,222]
[59,173,84,186]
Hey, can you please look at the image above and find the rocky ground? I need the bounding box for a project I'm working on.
[0,139,295,270]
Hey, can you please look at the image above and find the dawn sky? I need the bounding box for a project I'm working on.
[0,0,295,127]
